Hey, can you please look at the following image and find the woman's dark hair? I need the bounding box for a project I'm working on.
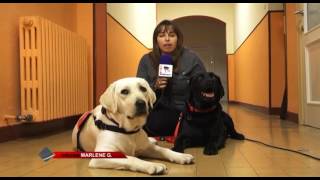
[149,20,184,73]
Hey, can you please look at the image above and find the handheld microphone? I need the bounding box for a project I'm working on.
[158,54,173,78]
[152,54,173,111]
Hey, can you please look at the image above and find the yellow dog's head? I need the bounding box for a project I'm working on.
[99,77,156,131]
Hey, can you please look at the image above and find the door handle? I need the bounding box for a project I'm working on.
[210,59,214,72]
[294,10,304,15]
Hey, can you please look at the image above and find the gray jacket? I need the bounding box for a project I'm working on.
[136,48,206,111]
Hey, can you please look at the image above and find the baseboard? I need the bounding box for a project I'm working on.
[228,101,269,114]
[269,107,281,115]
[0,115,80,143]
[228,101,298,123]
[268,107,298,123]
[285,111,299,123]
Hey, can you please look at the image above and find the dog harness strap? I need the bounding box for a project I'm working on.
[187,103,216,113]
[77,111,92,129]
[104,114,120,127]
[93,115,119,127]
[93,107,139,134]
[100,106,120,127]
[93,117,140,134]
[76,111,92,152]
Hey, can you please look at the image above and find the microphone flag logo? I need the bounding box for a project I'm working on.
[159,64,173,77]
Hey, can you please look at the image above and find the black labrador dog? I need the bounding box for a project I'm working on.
[172,72,245,155]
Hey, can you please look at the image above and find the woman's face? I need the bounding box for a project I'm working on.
[157,27,178,54]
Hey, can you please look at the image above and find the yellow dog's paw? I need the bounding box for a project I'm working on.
[145,162,167,175]
[172,153,194,164]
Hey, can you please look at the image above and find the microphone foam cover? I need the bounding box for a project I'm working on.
[159,54,173,65]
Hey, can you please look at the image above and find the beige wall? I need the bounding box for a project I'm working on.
[107,3,156,49]
[157,3,234,54]
[107,14,150,85]
[0,3,93,127]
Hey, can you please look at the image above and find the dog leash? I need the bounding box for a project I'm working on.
[154,112,183,143]
[159,104,217,143]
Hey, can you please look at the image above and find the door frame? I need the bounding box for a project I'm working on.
[297,3,306,125]
[297,3,320,126]
[93,3,107,106]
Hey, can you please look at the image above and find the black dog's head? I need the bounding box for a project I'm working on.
[189,72,224,109]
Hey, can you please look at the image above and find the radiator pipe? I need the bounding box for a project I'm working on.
[4,114,33,123]
[23,18,33,27]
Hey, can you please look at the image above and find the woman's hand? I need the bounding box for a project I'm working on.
[155,77,168,90]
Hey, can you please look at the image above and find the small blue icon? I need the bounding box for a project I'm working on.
[39,147,54,161]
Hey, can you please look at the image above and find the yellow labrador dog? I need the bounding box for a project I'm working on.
[72,77,194,175]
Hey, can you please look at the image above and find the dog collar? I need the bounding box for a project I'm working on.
[93,116,140,134]
[187,103,216,113]
[93,107,140,134]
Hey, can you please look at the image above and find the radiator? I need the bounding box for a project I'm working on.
[19,16,89,122]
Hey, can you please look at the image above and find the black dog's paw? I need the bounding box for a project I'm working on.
[203,144,218,155]
[230,132,245,140]
[172,146,184,153]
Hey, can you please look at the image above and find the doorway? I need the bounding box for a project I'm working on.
[172,16,228,101]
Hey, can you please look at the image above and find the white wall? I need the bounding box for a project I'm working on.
[234,3,268,51]
[107,3,283,53]
[107,3,156,49]
[234,3,283,51]
[157,3,235,54]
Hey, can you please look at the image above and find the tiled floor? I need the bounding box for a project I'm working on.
[0,103,320,177]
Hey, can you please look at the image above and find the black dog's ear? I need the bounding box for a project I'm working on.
[190,72,204,86]
[209,72,224,99]
[208,72,215,79]
[217,75,225,98]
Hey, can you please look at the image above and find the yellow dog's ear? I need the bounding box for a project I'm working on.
[99,82,117,113]
[143,79,156,109]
